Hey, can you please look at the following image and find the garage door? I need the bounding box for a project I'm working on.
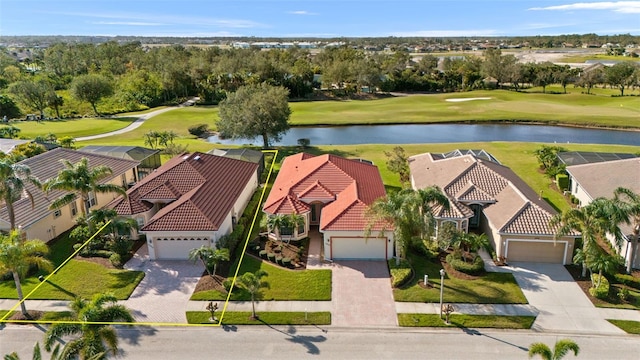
[506,239,567,264]
[331,237,387,260]
[154,237,211,260]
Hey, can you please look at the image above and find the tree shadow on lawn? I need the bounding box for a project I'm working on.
[259,319,327,355]
[43,279,76,298]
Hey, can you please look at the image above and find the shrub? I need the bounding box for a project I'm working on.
[276,256,283,264]
[282,257,291,267]
[297,138,311,148]
[446,253,485,275]
[163,143,189,156]
[109,253,122,268]
[222,278,234,292]
[267,253,275,262]
[589,274,610,299]
[108,236,133,257]
[388,259,412,288]
[618,287,630,302]
[556,173,569,191]
[259,250,268,258]
[188,124,210,138]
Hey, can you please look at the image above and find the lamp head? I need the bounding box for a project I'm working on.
[439,269,445,277]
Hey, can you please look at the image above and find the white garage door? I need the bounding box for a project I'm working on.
[154,237,211,260]
[331,237,387,260]
[506,239,567,264]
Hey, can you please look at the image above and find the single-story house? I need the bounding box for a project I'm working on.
[263,153,393,261]
[409,150,577,264]
[0,148,139,242]
[109,152,259,260]
[557,151,638,167]
[79,145,161,181]
[566,157,640,268]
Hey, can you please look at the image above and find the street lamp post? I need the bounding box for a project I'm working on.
[439,268,445,320]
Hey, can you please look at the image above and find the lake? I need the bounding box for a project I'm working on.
[208,123,640,146]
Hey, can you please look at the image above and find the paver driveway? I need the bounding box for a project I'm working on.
[123,244,202,324]
[331,261,396,327]
[508,262,624,334]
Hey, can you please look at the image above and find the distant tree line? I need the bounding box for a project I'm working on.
[0,41,638,119]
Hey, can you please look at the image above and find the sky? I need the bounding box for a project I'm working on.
[0,0,639,38]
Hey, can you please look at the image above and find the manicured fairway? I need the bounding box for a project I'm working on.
[6,117,135,139]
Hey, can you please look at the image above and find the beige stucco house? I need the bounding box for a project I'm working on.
[0,148,139,242]
[263,153,393,261]
[566,157,640,268]
[409,150,577,264]
[110,152,259,260]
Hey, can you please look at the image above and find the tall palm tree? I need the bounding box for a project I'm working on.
[550,197,624,277]
[236,270,269,320]
[266,214,288,240]
[188,245,229,278]
[0,159,41,230]
[44,293,134,360]
[0,230,53,317]
[528,339,580,360]
[287,213,306,242]
[614,187,640,274]
[43,158,127,232]
[367,187,449,264]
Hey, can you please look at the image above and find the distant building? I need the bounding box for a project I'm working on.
[79,145,161,181]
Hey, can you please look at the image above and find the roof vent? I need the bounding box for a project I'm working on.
[194,155,201,161]
[182,155,189,160]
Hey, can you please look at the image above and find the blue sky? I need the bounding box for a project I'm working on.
[1,0,639,37]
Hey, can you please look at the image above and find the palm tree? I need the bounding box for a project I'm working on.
[189,245,215,277]
[589,249,621,289]
[550,197,624,277]
[236,270,269,320]
[266,214,288,240]
[209,248,230,277]
[0,159,41,230]
[528,338,580,360]
[367,187,448,264]
[287,213,306,242]
[3,342,101,360]
[44,293,134,360]
[459,233,490,262]
[43,158,127,232]
[614,187,640,274]
[0,230,53,317]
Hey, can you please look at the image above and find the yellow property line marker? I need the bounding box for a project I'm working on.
[1,149,279,327]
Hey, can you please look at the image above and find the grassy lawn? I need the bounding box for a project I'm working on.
[0,310,16,320]
[190,256,332,301]
[288,90,640,128]
[393,253,527,304]
[607,319,640,334]
[560,54,640,63]
[8,117,135,139]
[0,232,145,301]
[398,314,535,329]
[186,311,331,325]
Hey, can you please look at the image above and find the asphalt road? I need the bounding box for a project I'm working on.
[2,325,639,359]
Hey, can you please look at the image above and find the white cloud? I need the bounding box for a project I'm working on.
[288,10,318,15]
[390,29,499,37]
[529,1,640,13]
[91,21,164,26]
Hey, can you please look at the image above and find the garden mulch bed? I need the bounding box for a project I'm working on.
[193,274,228,294]
[565,264,640,307]
[439,252,483,281]
[248,237,309,269]
[8,310,45,322]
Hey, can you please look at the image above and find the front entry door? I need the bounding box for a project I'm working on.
[310,203,322,225]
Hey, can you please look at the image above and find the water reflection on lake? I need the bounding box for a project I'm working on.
[209,123,640,146]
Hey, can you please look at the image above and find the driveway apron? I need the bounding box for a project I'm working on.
[123,244,202,324]
[331,261,397,327]
[508,262,624,334]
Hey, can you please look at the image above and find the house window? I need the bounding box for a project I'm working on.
[53,209,62,218]
[280,226,293,236]
[135,217,144,228]
[297,222,305,235]
[70,201,78,217]
[85,191,97,210]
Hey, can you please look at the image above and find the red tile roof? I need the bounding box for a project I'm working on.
[264,153,388,231]
[110,152,258,232]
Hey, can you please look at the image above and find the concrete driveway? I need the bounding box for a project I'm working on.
[123,244,202,324]
[507,262,624,334]
[331,261,397,327]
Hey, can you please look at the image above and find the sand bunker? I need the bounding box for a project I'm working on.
[445,97,492,102]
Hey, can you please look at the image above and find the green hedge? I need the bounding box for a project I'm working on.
[614,273,640,290]
[446,253,485,275]
[556,173,569,191]
[388,259,413,288]
[589,274,610,299]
